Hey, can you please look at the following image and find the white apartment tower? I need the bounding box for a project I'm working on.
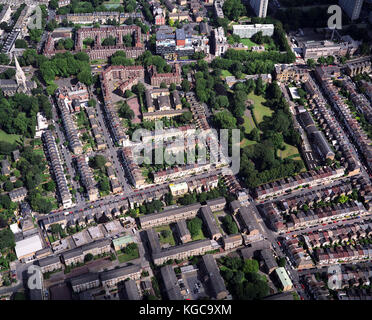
[250,0,269,18]
[339,0,364,20]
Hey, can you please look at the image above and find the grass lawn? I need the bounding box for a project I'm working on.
[239,38,270,49]
[90,59,108,65]
[191,228,206,241]
[249,93,273,124]
[213,213,224,234]
[241,139,256,148]
[221,69,232,78]
[243,115,256,134]
[117,248,139,263]
[278,142,300,159]
[0,130,22,144]
[155,225,175,246]
[34,149,45,157]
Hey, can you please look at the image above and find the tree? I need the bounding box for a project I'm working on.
[88,99,97,107]
[3,181,14,192]
[15,39,27,49]
[181,79,190,93]
[49,0,58,9]
[223,215,238,234]
[169,83,176,92]
[160,82,167,89]
[77,69,93,86]
[84,253,94,262]
[249,128,260,142]
[255,77,265,96]
[43,180,56,192]
[243,259,259,274]
[29,29,43,43]
[117,101,134,120]
[90,155,107,171]
[0,53,10,65]
[161,229,171,239]
[99,176,110,193]
[164,192,174,205]
[278,257,286,268]
[50,224,63,237]
[102,36,116,46]
[179,111,192,123]
[222,0,245,21]
[0,228,14,250]
[216,95,229,109]
[252,31,264,45]
[307,59,316,68]
[213,110,237,129]
[63,38,74,50]
[187,217,203,238]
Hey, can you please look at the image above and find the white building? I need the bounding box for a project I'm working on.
[213,27,228,57]
[15,235,43,261]
[35,113,49,138]
[232,24,274,38]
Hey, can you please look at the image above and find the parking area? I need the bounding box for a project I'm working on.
[181,270,208,300]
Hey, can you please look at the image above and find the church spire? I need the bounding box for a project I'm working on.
[14,53,27,89]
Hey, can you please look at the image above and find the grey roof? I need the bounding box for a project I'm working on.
[312,131,335,158]
[199,22,210,35]
[62,247,84,260]
[70,272,99,287]
[37,255,61,267]
[239,206,260,234]
[123,279,140,300]
[176,219,190,239]
[8,187,27,199]
[152,239,212,261]
[175,28,185,40]
[260,248,278,271]
[298,111,317,135]
[230,200,241,212]
[206,197,226,209]
[146,228,161,254]
[100,264,141,282]
[172,90,181,106]
[139,203,201,224]
[200,206,221,238]
[160,265,183,300]
[200,254,227,299]
[81,238,111,252]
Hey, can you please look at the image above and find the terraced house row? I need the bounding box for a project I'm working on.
[316,244,372,266]
[254,166,345,200]
[42,130,73,209]
[75,155,99,201]
[265,201,366,233]
[100,65,145,146]
[303,222,372,249]
[57,98,83,155]
[315,67,372,172]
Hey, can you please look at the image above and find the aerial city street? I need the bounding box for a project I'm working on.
[0,0,371,302]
